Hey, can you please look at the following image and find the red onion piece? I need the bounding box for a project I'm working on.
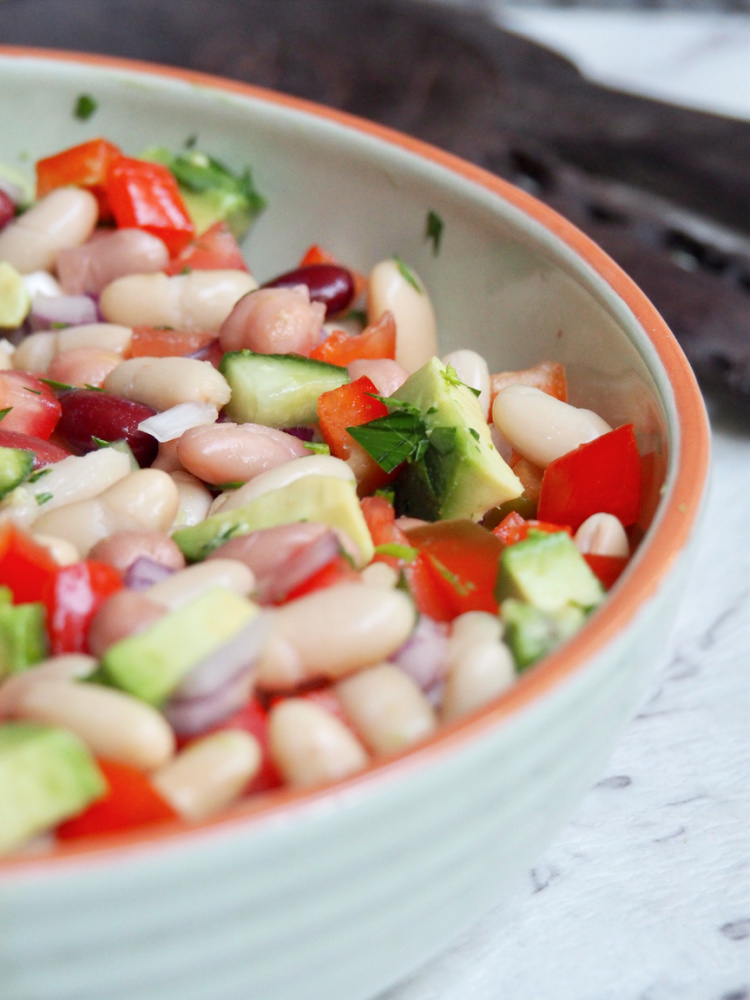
[123,557,175,591]
[282,425,315,442]
[392,615,449,694]
[30,293,98,331]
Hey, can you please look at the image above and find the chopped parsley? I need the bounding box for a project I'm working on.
[393,255,421,294]
[39,378,75,392]
[425,210,444,255]
[91,436,112,449]
[73,94,98,121]
[143,147,265,213]
[28,468,51,484]
[0,407,11,422]
[442,364,480,396]
[374,543,418,562]
[34,492,53,506]
[215,481,244,491]
[347,403,429,474]
[303,441,331,456]
[428,555,476,596]
[22,387,41,396]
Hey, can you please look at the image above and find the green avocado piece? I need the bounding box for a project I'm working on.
[101,588,258,706]
[391,357,522,521]
[501,598,586,670]
[173,475,374,567]
[496,530,604,614]
[0,597,47,680]
[0,722,106,855]
[0,262,31,329]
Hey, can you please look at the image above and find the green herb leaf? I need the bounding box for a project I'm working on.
[91,436,111,449]
[214,481,245,491]
[303,441,331,456]
[374,543,419,563]
[49,322,70,330]
[425,210,444,255]
[34,492,54,506]
[23,387,41,396]
[74,94,97,121]
[469,428,480,441]
[184,134,198,149]
[83,384,105,393]
[428,555,476,596]
[143,147,266,213]
[393,255,421,294]
[39,377,75,392]
[344,309,368,326]
[28,468,51,484]
[442,364,481,397]
[347,408,428,473]
[0,407,12,423]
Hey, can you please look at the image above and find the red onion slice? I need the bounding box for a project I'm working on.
[123,557,175,592]
[392,615,449,694]
[30,292,98,330]
[254,529,343,604]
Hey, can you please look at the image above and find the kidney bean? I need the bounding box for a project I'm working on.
[56,388,158,467]
[57,228,170,296]
[176,422,309,487]
[262,264,355,318]
[89,529,186,575]
[87,588,167,658]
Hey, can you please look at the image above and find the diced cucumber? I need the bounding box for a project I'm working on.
[0,599,47,680]
[0,446,34,500]
[219,351,349,428]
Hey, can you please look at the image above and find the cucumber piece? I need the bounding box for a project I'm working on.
[0,599,47,681]
[0,446,34,500]
[219,351,349,428]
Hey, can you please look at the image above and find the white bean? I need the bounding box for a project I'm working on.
[368,259,437,373]
[492,385,612,467]
[177,422,309,487]
[442,349,491,419]
[22,270,62,299]
[12,323,132,374]
[441,640,516,722]
[256,582,416,687]
[336,664,437,755]
[575,512,630,558]
[28,532,80,566]
[9,679,175,771]
[215,454,354,515]
[104,356,231,411]
[268,699,369,787]
[151,730,261,821]
[0,188,98,273]
[0,654,96,718]
[0,337,15,369]
[359,561,399,589]
[57,228,170,296]
[32,468,179,556]
[47,346,122,388]
[99,270,257,331]
[169,470,213,529]
[11,331,57,373]
[145,559,256,610]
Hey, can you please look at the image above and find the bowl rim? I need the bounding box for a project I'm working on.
[0,46,711,876]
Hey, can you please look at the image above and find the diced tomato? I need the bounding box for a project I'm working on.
[42,560,123,655]
[299,244,367,302]
[0,525,57,604]
[310,312,397,367]
[405,519,504,618]
[492,511,572,547]
[106,156,195,256]
[163,221,248,276]
[0,429,70,468]
[56,759,176,840]
[490,360,567,404]
[35,138,121,219]
[282,553,359,601]
[0,370,61,440]
[317,375,392,496]
[204,695,282,794]
[128,326,218,359]
[584,553,628,590]
[537,424,642,531]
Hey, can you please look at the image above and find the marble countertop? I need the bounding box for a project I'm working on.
[386,7,750,999]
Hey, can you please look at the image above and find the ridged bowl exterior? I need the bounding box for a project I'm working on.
[0,51,709,1000]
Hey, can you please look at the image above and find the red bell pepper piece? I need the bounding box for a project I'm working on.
[584,553,628,590]
[490,360,567,404]
[35,138,121,219]
[42,560,122,655]
[56,759,176,840]
[163,221,248,275]
[537,424,642,531]
[317,375,392,496]
[493,511,572,547]
[0,525,57,604]
[106,156,195,256]
[310,312,397,367]
[0,370,62,440]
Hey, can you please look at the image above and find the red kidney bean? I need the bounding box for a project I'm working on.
[56,388,158,467]
[0,428,70,469]
[262,263,355,317]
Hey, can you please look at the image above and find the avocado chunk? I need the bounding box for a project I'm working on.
[501,598,586,670]
[0,588,47,680]
[173,475,374,566]
[389,357,522,521]
[0,262,30,329]
[101,588,258,706]
[496,530,604,613]
[0,722,105,855]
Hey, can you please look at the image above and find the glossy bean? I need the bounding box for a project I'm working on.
[262,263,355,317]
[87,588,168,658]
[29,531,80,566]
[0,188,98,274]
[268,699,369,787]
[0,654,96,717]
[10,678,175,771]
[491,384,612,468]
[574,512,630,558]
[47,347,122,388]
[347,358,408,397]
[11,331,57,373]
[56,388,158,467]
[57,322,132,356]
[335,664,437,755]
[442,348,491,419]
[32,468,180,556]
[152,730,261,820]
[177,422,309,486]
[441,611,515,721]
[57,228,170,296]
[99,270,257,331]
[256,582,416,688]
[89,529,186,574]
[218,285,325,355]
[145,558,255,610]
[104,356,231,411]
[207,521,330,577]
[169,470,213,529]
[368,259,437,373]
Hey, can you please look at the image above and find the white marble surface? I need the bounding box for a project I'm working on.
[385,7,750,999]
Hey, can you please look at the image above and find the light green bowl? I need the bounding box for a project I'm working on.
[0,49,710,1000]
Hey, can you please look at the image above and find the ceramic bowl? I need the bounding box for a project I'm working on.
[0,49,710,1000]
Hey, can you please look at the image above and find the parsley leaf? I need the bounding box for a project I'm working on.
[303,441,331,456]
[28,468,51,484]
[374,543,419,562]
[74,94,97,121]
[34,492,54,506]
[347,407,428,473]
[425,210,444,255]
[0,407,11,422]
[39,377,75,392]
[442,364,481,397]
[393,255,421,294]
